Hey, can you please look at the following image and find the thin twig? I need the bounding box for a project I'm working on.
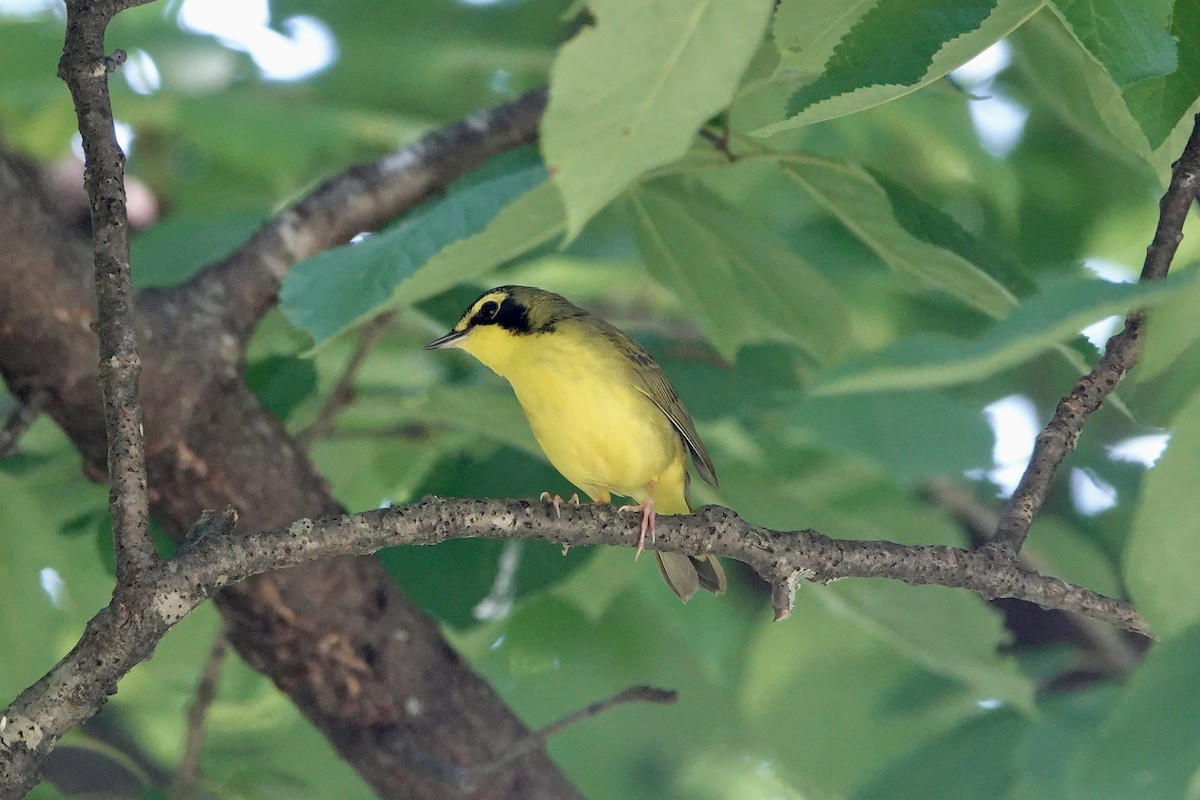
[58,1,157,583]
[990,114,1200,555]
[170,626,229,800]
[0,390,45,459]
[297,309,397,448]
[698,125,737,161]
[926,478,1143,675]
[462,685,677,790]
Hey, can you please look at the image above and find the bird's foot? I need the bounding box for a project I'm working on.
[618,497,655,560]
[539,491,580,517]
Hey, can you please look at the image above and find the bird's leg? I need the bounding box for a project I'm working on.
[539,491,580,517]
[618,480,657,560]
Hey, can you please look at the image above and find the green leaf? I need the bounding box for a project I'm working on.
[1121,0,1200,149]
[391,384,543,461]
[1010,10,1158,171]
[0,452,50,476]
[787,0,998,117]
[131,214,265,289]
[785,390,993,481]
[1047,0,1197,150]
[0,449,116,705]
[870,170,1035,297]
[454,587,757,800]
[1050,0,1176,87]
[1012,687,1117,800]
[756,0,1043,133]
[1125,389,1200,638]
[782,158,1018,318]
[27,784,66,800]
[1066,623,1200,800]
[1128,254,1200,384]
[740,589,988,794]
[678,750,820,800]
[1132,291,1200,426]
[280,164,550,348]
[819,583,1036,715]
[814,274,1192,395]
[381,536,596,629]
[541,0,774,238]
[772,0,877,80]
[853,708,1025,800]
[169,94,429,201]
[628,179,850,363]
[244,355,318,421]
[392,179,565,308]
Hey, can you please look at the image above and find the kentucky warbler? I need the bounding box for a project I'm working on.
[426,285,725,603]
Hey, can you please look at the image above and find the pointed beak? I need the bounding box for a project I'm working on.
[425,329,467,350]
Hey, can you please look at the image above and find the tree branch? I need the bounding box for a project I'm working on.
[202,500,1151,636]
[0,495,1154,797]
[0,509,236,800]
[990,113,1200,555]
[926,478,1144,676]
[57,1,156,583]
[191,88,548,345]
[0,95,578,795]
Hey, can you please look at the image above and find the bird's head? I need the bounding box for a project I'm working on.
[425,285,582,374]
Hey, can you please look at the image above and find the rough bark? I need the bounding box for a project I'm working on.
[0,88,576,798]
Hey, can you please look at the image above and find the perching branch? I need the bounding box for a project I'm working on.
[200,500,1151,636]
[0,495,1155,799]
[989,114,1200,555]
[57,0,157,583]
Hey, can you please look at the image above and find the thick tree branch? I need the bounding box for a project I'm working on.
[0,495,1154,799]
[57,1,156,582]
[990,114,1200,554]
[0,97,575,798]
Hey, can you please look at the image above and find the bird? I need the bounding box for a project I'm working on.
[426,285,725,602]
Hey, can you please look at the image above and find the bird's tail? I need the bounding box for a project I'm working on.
[655,482,726,602]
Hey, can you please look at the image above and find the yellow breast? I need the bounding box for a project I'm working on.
[459,322,688,509]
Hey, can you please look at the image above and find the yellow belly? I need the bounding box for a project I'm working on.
[503,335,688,511]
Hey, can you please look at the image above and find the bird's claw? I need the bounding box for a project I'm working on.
[540,491,580,517]
[618,498,655,560]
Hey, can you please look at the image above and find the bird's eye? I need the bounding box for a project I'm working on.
[477,300,500,322]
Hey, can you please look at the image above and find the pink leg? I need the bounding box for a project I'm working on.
[618,481,657,560]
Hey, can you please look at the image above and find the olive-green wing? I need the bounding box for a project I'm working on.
[599,322,719,488]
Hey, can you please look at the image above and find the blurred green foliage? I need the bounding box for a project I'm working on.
[3,0,1200,798]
